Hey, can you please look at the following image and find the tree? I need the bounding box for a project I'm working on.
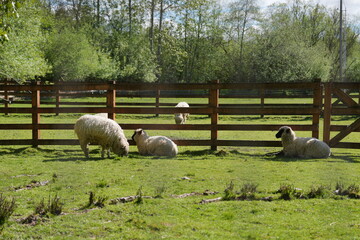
[0,0,23,42]
[46,27,116,81]
[0,0,50,82]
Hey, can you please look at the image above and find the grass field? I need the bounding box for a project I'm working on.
[0,98,360,239]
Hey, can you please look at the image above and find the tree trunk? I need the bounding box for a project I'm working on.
[149,0,155,53]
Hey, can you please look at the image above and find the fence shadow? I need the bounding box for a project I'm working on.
[264,152,360,163]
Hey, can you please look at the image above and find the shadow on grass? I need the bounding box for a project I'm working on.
[264,152,360,163]
[0,147,78,156]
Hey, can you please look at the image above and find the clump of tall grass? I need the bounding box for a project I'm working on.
[238,182,258,200]
[223,181,236,201]
[277,184,303,200]
[0,194,16,226]
[134,186,144,204]
[307,185,331,199]
[84,192,107,208]
[154,185,167,199]
[334,182,360,199]
[36,195,63,216]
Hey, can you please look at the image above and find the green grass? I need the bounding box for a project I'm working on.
[0,99,360,239]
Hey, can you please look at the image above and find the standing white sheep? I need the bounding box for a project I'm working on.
[174,102,189,124]
[74,114,129,158]
[132,128,178,157]
[275,126,331,158]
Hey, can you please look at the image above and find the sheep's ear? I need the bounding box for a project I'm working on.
[138,129,143,135]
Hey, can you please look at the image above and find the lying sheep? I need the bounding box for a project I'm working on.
[174,102,189,124]
[275,126,331,158]
[132,128,178,157]
[74,114,129,158]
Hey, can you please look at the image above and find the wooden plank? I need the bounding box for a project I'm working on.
[332,87,358,107]
[323,83,332,143]
[217,107,319,115]
[107,81,116,120]
[32,81,40,147]
[329,118,360,147]
[332,142,360,149]
[0,82,321,92]
[312,80,322,138]
[0,124,317,131]
[0,139,33,145]
[331,108,360,115]
[209,80,219,150]
[330,125,360,132]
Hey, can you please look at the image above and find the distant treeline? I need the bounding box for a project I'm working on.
[0,0,359,83]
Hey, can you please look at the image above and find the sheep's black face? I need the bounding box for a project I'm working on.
[276,127,291,138]
[275,129,284,138]
[131,132,137,143]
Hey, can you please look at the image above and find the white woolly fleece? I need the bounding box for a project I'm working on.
[276,126,331,158]
[132,128,178,157]
[74,114,129,158]
[174,102,189,124]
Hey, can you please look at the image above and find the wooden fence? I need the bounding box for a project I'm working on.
[0,80,359,150]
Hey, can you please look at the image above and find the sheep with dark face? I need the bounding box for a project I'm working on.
[275,126,331,158]
[132,128,178,157]
[174,102,189,124]
[74,114,129,158]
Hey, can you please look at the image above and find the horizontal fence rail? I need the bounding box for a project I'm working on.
[0,80,359,150]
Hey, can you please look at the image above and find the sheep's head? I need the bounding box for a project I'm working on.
[276,126,291,138]
[113,137,129,157]
[132,128,148,143]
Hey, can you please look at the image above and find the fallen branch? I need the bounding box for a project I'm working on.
[200,197,222,204]
[109,195,153,205]
[172,190,219,199]
[14,180,50,191]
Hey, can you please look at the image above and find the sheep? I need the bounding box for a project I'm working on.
[174,102,190,124]
[74,114,129,158]
[94,113,109,118]
[275,126,331,158]
[131,128,178,157]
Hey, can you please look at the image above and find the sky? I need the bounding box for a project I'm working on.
[219,0,360,18]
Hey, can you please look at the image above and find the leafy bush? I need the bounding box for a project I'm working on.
[46,27,116,82]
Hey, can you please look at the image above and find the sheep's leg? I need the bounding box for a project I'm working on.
[101,146,105,158]
[80,140,89,158]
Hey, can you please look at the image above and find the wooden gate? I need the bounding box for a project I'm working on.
[323,82,360,148]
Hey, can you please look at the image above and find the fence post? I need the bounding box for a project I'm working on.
[312,78,322,139]
[107,81,116,120]
[4,80,9,116]
[323,82,332,144]
[32,81,40,147]
[155,89,160,117]
[260,88,265,118]
[209,80,219,151]
[55,81,61,116]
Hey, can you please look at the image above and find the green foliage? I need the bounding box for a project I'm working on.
[109,33,158,82]
[0,0,23,42]
[0,0,51,82]
[46,27,116,81]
